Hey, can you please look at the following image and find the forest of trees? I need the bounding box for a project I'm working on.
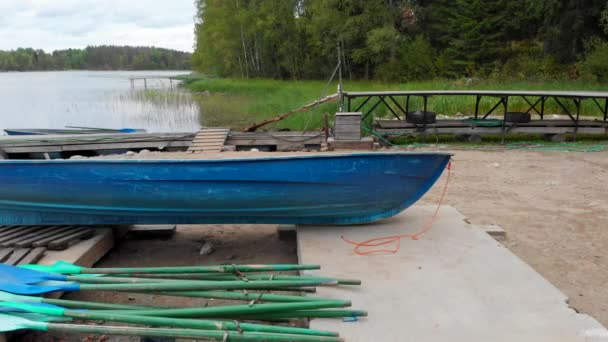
[193,0,608,81]
[0,46,192,71]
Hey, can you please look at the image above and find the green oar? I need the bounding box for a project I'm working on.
[153,290,328,303]
[87,300,351,318]
[82,274,362,286]
[74,279,336,292]
[0,313,343,341]
[239,309,369,320]
[70,274,358,287]
[24,261,320,275]
[0,291,160,311]
[0,302,338,337]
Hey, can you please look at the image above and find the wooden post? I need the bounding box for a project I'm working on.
[144,78,147,89]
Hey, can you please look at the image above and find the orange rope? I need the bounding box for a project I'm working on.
[341,161,452,255]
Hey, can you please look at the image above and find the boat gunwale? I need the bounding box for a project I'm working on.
[0,152,453,165]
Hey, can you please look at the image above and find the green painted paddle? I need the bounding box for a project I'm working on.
[72,274,362,286]
[23,261,320,275]
[85,299,351,318]
[0,301,338,337]
[0,313,344,341]
[152,290,329,302]
[0,291,160,310]
[238,309,369,320]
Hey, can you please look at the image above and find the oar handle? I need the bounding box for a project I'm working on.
[85,300,351,318]
[153,290,329,302]
[46,323,343,341]
[77,279,337,292]
[65,310,337,337]
[82,264,321,274]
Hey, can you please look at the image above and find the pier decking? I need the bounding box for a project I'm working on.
[0,131,324,158]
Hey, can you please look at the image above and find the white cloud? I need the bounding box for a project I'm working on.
[0,0,195,52]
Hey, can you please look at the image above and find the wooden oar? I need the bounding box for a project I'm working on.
[23,261,320,275]
[0,301,338,337]
[0,313,344,341]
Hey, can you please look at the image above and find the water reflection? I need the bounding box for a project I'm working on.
[0,71,201,134]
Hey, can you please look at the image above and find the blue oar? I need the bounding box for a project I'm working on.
[0,264,335,295]
[0,313,343,341]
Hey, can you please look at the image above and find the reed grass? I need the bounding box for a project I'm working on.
[182,77,608,131]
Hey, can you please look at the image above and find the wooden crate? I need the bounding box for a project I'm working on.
[334,112,362,141]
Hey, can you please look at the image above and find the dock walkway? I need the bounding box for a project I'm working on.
[297,205,607,341]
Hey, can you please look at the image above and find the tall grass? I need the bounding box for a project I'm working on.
[183,78,608,131]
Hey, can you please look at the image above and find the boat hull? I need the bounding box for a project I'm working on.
[0,153,451,225]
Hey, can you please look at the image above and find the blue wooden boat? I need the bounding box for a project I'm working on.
[0,153,451,226]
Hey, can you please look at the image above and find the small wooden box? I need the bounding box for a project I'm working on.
[334,112,362,141]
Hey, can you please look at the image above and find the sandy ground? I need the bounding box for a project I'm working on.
[19,148,608,341]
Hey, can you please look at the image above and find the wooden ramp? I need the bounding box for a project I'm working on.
[297,205,607,342]
[188,128,230,153]
[0,225,111,266]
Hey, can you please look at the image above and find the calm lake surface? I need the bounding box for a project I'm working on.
[0,71,201,134]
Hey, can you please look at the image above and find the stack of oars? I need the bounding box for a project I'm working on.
[0,261,364,341]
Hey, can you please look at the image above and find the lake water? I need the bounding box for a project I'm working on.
[0,71,201,134]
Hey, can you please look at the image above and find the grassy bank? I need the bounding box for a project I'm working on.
[181,77,608,131]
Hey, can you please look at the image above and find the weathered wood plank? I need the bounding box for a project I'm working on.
[376,119,608,129]
[0,248,13,262]
[1,226,60,246]
[48,229,96,250]
[14,226,75,247]
[4,248,31,265]
[0,226,42,243]
[17,247,47,265]
[376,126,607,135]
[32,228,88,248]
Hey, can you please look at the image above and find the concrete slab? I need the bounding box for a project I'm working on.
[297,205,607,342]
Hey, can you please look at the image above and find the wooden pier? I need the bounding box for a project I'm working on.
[341,90,608,141]
[0,131,324,159]
[128,76,179,89]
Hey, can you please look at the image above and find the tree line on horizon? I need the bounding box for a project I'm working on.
[0,46,192,71]
[193,0,608,82]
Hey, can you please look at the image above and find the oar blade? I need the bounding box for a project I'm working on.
[10,313,72,323]
[0,282,74,295]
[0,263,66,284]
[0,313,46,332]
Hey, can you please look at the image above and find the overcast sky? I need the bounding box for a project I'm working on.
[0,0,196,52]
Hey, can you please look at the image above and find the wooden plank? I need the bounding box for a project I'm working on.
[0,226,61,246]
[17,247,46,265]
[1,141,191,154]
[375,126,607,135]
[334,132,362,140]
[376,119,608,129]
[48,229,96,250]
[32,228,88,248]
[38,228,113,269]
[130,225,176,238]
[15,226,75,247]
[0,248,13,262]
[4,248,31,265]
[0,226,42,243]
